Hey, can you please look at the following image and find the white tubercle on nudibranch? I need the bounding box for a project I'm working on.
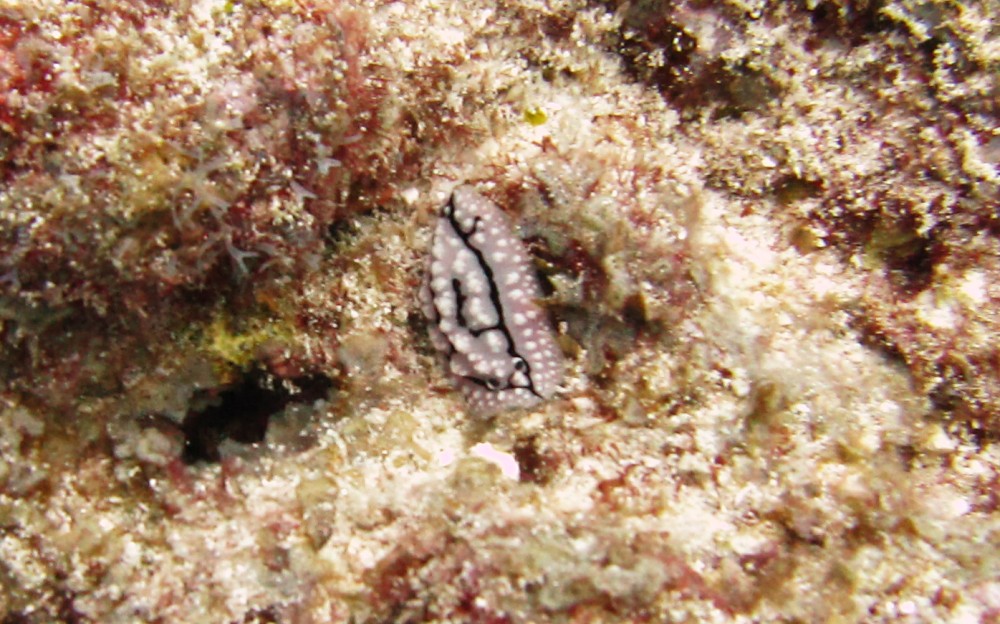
[421,185,564,415]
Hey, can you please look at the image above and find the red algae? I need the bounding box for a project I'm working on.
[0,0,383,316]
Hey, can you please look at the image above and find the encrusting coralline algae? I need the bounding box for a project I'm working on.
[0,0,998,622]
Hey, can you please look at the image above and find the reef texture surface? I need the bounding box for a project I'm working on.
[0,0,997,622]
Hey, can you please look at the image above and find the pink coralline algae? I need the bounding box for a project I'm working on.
[422,186,564,414]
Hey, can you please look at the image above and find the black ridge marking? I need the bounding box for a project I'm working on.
[452,276,505,339]
[462,357,532,393]
[440,192,543,399]
[451,278,468,329]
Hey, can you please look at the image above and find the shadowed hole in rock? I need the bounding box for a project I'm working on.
[513,434,557,485]
[181,367,333,464]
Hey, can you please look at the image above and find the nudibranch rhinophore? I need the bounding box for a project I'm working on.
[421,185,564,415]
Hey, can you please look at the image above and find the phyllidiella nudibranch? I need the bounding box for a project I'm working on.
[421,186,564,415]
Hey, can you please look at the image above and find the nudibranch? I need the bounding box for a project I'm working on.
[421,186,564,414]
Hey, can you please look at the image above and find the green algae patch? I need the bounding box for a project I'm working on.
[523,107,548,126]
[204,312,299,375]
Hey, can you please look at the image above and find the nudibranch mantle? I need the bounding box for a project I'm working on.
[421,186,564,415]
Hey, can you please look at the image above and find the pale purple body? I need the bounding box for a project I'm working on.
[421,186,563,414]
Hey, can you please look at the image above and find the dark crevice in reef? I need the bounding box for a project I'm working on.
[803,0,892,47]
[180,367,333,464]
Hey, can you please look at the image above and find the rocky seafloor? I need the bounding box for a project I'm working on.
[1,0,997,622]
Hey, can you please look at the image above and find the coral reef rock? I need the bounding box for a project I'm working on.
[1,0,997,622]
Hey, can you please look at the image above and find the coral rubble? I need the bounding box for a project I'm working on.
[1,0,997,622]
